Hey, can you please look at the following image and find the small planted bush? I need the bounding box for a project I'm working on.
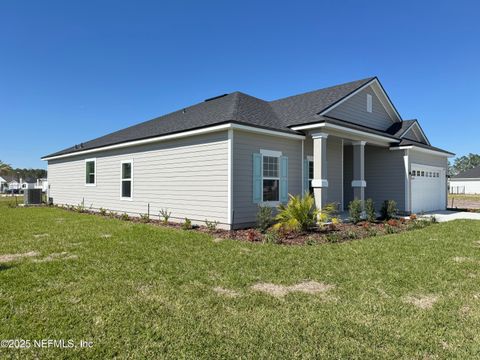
[365,199,376,223]
[263,229,281,244]
[140,213,150,223]
[159,208,171,225]
[181,218,192,230]
[348,199,362,224]
[274,193,318,232]
[120,213,130,221]
[99,208,107,216]
[380,200,398,220]
[256,205,273,233]
[205,219,219,231]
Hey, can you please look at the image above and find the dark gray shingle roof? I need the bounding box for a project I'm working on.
[453,166,480,179]
[386,119,417,137]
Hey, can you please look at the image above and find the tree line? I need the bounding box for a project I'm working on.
[0,160,47,180]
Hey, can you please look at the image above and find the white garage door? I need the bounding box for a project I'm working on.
[411,164,446,213]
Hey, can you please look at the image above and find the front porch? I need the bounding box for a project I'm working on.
[303,128,407,213]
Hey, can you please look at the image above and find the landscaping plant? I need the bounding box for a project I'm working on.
[380,200,398,220]
[205,219,219,231]
[348,199,362,224]
[256,205,273,233]
[365,198,376,222]
[159,208,171,225]
[274,193,318,232]
[181,218,192,230]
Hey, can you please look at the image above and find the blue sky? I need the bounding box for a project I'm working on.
[1,0,478,168]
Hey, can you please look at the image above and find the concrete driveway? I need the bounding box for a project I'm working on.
[420,210,480,222]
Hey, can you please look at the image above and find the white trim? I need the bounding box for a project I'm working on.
[292,122,397,143]
[260,201,280,208]
[311,132,329,139]
[341,139,344,210]
[450,178,480,181]
[301,139,305,194]
[366,93,372,113]
[260,149,282,157]
[311,179,328,188]
[227,129,233,226]
[351,180,367,187]
[307,155,314,162]
[318,78,402,122]
[403,150,410,212]
[390,146,453,158]
[42,123,305,161]
[352,140,367,146]
[120,159,133,201]
[85,158,96,186]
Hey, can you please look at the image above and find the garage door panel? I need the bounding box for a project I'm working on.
[411,164,445,213]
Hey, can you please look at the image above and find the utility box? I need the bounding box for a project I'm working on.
[24,189,43,205]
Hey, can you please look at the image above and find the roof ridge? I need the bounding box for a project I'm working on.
[269,77,376,103]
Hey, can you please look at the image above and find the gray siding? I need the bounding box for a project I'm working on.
[409,151,448,168]
[326,87,395,131]
[304,136,343,208]
[232,130,302,227]
[403,126,423,143]
[364,145,406,211]
[48,131,229,227]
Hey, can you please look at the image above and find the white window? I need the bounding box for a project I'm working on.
[262,155,279,201]
[366,94,372,113]
[121,160,133,200]
[85,158,96,186]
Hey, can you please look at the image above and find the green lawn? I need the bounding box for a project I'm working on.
[448,193,480,201]
[1,198,480,358]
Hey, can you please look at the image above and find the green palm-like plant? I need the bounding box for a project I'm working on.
[274,193,319,232]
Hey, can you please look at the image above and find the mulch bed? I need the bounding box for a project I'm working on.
[49,204,429,245]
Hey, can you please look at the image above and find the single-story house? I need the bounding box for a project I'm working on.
[450,166,480,194]
[42,77,454,229]
[1,176,36,193]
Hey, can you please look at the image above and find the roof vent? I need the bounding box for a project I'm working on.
[204,94,228,102]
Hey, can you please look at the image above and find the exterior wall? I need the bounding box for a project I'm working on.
[326,87,395,131]
[232,130,302,228]
[304,135,343,208]
[449,179,480,194]
[364,145,406,211]
[48,131,229,228]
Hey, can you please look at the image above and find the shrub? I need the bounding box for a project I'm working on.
[274,193,318,232]
[99,208,107,216]
[345,230,358,239]
[181,218,192,230]
[328,217,341,231]
[367,228,378,237]
[205,219,219,231]
[140,213,150,223]
[159,208,171,225]
[108,210,118,218]
[318,203,338,225]
[120,213,130,221]
[256,205,273,233]
[365,198,376,223]
[380,200,398,220]
[305,235,318,246]
[76,202,86,213]
[384,224,397,234]
[348,199,362,224]
[387,219,399,227]
[263,229,281,244]
[325,233,341,243]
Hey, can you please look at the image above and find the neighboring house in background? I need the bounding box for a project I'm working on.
[450,166,480,194]
[2,176,36,193]
[42,77,454,229]
[0,176,7,193]
[35,178,48,192]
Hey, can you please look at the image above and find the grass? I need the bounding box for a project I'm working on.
[1,198,480,358]
[448,193,480,201]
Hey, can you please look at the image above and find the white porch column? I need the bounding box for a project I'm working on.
[311,132,328,209]
[352,141,366,205]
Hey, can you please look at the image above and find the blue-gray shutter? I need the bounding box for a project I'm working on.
[252,153,262,203]
[303,159,309,195]
[280,156,288,203]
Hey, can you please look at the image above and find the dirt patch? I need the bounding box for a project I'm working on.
[251,281,334,298]
[213,286,240,298]
[100,234,112,239]
[452,256,472,263]
[0,251,40,263]
[405,295,438,309]
[33,234,49,239]
[34,252,78,263]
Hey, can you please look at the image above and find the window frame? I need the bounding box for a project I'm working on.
[85,158,97,186]
[260,149,281,206]
[120,159,133,201]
